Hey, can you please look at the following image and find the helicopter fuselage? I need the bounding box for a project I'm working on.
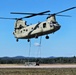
[0,7,75,42]
[0,6,75,42]
[13,16,61,41]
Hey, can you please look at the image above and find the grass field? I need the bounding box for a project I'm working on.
[0,68,76,75]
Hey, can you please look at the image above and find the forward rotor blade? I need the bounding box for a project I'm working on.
[55,6,76,15]
[56,15,71,17]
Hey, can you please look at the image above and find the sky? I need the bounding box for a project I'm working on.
[0,0,76,57]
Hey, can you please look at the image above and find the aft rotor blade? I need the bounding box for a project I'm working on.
[11,12,35,15]
[11,10,50,15]
[11,10,50,19]
[0,17,18,20]
[55,6,76,15]
[36,10,50,15]
[24,10,50,18]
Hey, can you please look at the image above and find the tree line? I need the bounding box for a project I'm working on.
[0,56,76,64]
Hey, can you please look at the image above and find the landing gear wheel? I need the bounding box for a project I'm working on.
[35,34,38,39]
[16,39,19,42]
[27,39,30,42]
[46,35,49,39]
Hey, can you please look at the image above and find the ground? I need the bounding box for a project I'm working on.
[0,64,76,75]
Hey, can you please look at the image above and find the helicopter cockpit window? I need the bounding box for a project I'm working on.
[52,21,57,24]
[43,23,46,28]
[50,21,57,24]
[50,21,58,27]
[50,22,53,27]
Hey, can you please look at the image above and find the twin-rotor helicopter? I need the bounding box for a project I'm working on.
[0,6,76,42]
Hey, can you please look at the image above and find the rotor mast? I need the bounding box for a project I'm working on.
[47,15,56,22]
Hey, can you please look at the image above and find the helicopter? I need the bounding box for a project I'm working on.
[0,6,76,42]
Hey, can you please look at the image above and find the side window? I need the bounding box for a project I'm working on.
[26,29,28,32]
[31,27,33,30]
[23,29,25,31]
[43,23,46,28]
[19,25,24,29]
[21,31,22,33]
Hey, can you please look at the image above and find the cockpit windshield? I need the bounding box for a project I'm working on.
[50,21,59,27]
[51,21,57,24]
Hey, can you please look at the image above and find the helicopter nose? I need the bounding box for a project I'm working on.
[54,25,61,31]
[57,25,61,30]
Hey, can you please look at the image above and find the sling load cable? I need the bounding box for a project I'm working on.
[39,36,42,57]
[36,36,42,65]
[37,36,42,58]
[36,36,42,58]
[28,41,31,66]
[39,27,43,58]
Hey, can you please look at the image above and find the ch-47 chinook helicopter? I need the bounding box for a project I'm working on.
[0,6,76,42]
